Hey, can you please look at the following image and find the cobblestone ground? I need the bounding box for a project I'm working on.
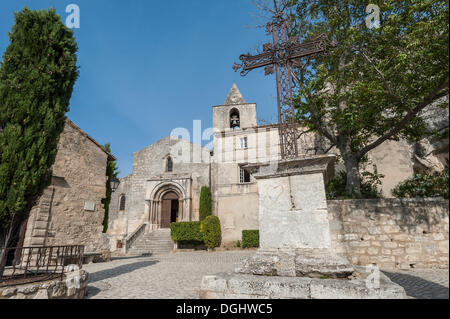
[382,269,449,299]
[83,251,449,299]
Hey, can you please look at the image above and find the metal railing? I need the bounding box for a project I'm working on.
[0,245,84,287]
[124,223,148,253]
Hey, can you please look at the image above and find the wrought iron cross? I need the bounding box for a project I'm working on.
[233,12,332,160]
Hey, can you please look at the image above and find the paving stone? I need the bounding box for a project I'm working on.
[83,251,449,299]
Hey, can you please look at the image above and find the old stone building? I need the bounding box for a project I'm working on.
[107,136,211,253]
[21,119,114,253]
[108,84,448,251]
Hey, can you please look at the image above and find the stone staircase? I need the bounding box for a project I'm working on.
[127,229,174,256]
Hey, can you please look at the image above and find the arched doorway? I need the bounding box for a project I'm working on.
[160,191,179,228]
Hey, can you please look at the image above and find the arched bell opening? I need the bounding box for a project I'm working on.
[230,108,240,129]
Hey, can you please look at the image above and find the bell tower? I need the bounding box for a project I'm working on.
[212,83,257,132]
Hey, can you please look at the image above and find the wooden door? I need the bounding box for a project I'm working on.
[160,199,171,228]
[160,192,179,228]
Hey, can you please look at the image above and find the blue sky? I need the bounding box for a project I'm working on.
[0,0,279,177]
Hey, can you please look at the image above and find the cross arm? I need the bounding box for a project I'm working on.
[233,51,275,76]
[288,34,333,62]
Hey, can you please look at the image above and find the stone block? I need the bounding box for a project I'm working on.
[33,289,50,299]
[33,221,48,229]
[438,241,449,254]
[368,227,382,235]
[349,241,370,248]
[344,234,359,241]
[31,237,45,245]
[200,268,407,299]
[433,233,446,241]
[392,234,410,241]
[405,248,422,255]
[33,229,47,237]
[405,255,420,262]
[392,248,405,255]
[1,288,18,297]
[382,226,401,234]
[367,247,380,256]
[371,241,381,247]
[383,242,398,249]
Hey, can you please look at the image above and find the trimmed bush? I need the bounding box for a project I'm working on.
[242,230,259,248]
[392,170,449,199]
[199,186,212,221]
[201,215,221,249]
[170,222,203,244]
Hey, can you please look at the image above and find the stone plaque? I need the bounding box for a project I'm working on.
[84,201,96,211]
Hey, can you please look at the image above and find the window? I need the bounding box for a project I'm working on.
[166,156,173,172]
[119,195,126,211]
[239,166,251,184]
[240,137,248,149]
[230,108,240,129]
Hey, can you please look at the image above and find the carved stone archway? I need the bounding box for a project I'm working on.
[148,181,191,230]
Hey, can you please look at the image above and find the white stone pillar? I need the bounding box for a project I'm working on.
[236,155,354,277]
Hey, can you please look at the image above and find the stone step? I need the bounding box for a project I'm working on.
[135,242,173,245]
[127,250,172,255]
[137,238,173,241]
[134,241,173,244]
[133,245,173,250]
[126,228,174,256]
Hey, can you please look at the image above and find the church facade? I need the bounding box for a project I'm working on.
[107,84,448,252]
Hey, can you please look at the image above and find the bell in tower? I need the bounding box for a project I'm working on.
[230,109,240,129]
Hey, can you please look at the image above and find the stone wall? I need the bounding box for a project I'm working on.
[328,198,449,269]
[0,270,88,299]
[23,119,110,253]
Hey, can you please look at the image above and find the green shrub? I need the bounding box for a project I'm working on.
[326,166,384,199]
[199,186,212,221]
[201,215,221,249]
[236,240,241,248]
[242,230,259,248]
[392,170,449,199]
[170,222,203,244]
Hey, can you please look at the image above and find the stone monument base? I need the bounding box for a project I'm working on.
[236,249,355,278]
[200,266,407,299]
[199,156,406,299]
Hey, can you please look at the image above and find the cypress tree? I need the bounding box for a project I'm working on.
[0,8,78,274]
[199,186,212,221]
[101,143,119,233]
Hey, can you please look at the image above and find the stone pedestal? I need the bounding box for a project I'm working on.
[200,156,407,299]
[237,156,354,278]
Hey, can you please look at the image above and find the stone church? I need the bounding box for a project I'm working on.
[107,84,449,253]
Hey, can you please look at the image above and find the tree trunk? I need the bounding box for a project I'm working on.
[344,156,362,196]
[337,138,362,197]
[0,221,14,278]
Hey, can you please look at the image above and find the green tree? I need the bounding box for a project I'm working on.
[392,170,449,199]
[101,143,119,233]
[199,186,212,221]
[201,215,221,249]
[287,0,448,196]
[0,8,78,275]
